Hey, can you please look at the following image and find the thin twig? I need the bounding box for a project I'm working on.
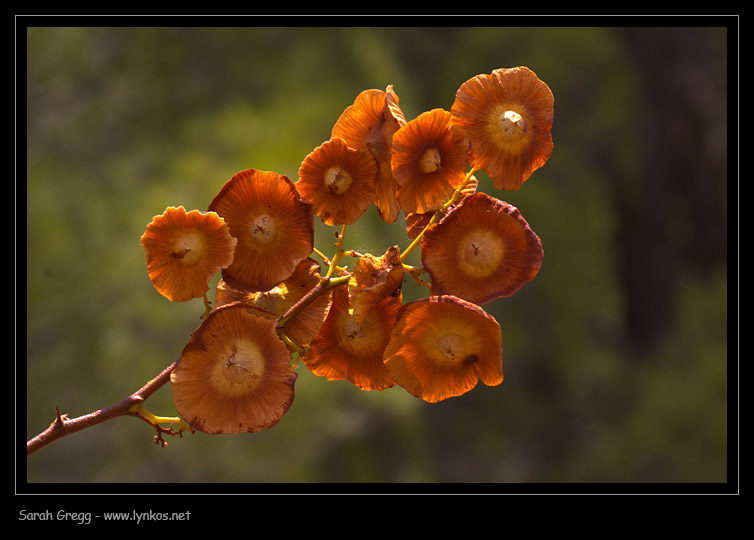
[277,273,349,331]
[26,359,179,457]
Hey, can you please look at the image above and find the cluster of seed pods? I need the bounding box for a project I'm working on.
[140,67,554,434]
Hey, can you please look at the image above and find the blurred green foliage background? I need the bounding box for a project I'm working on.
[24,24,730,487]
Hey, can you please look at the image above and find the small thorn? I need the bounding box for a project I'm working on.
[53,406,68,427]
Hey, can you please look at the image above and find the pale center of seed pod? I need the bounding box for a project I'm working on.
[339,314,383,355]
[458,230,504,278]
[250,214,277,245]
[214,340,265,396]
[342,318,367,344]
[435,334,467,365]
[498,110,527,138]
[172,231,206,266]
[324,166,353,195]
[418,146,442,174]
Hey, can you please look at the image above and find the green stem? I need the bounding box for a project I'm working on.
[312,247,332,266]
[277,328,304,354]
[325,224,348,279]
[201,293,212,319]
[402,262,430,288]
[400,168,477,262]
[128,403,193,434]
[273,225,353,355]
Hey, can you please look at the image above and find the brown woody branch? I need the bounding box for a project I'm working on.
[26,359,179,457]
